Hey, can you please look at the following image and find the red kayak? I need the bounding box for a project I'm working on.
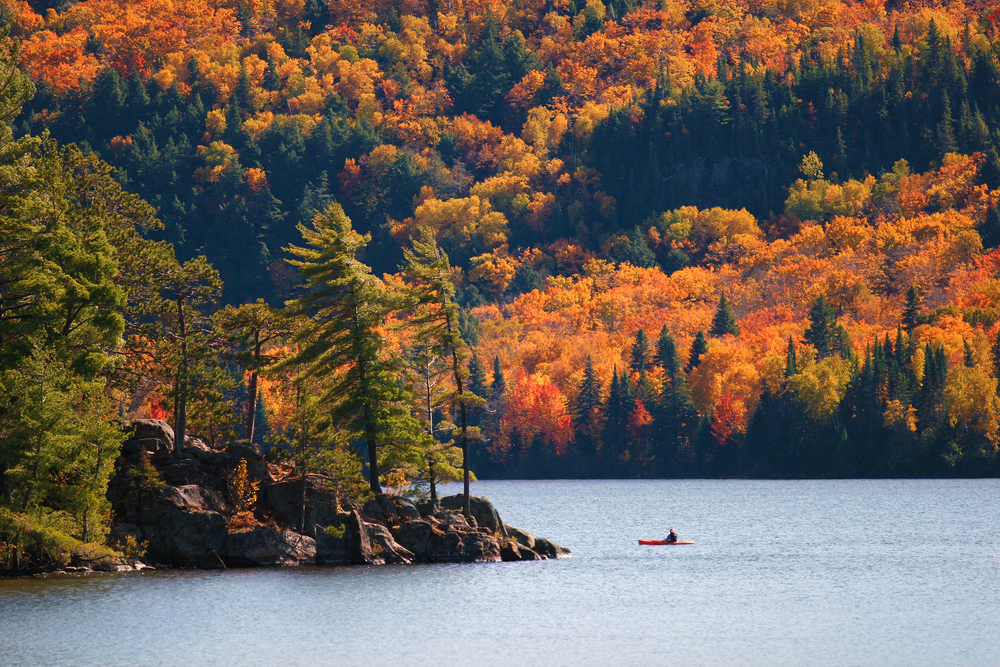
[638,539,694,545]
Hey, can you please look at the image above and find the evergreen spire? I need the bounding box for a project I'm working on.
[575,355,604,424]
[785,336,798,377]
[492,355,506,399]
[710,293,740,337]
[630,328,651,375]
[688,331,708,371]
[964,338,976,367]
[902,285,922,333]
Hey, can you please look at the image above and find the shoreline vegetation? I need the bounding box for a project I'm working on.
[5,1,1000,571]
[4,419,570,577]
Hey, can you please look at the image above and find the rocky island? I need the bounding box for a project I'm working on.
[94,420,570,573]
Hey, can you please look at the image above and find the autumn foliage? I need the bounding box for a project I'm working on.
[10,0,1000,479]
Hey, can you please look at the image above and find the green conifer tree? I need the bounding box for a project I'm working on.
[467,352,487,427]
[786,336,798,377]
[492,355,506,399]
[710,293,740,337]
[630,329,651,376]
[279,204,422,494]
[688,331,708,371]
[902,286,923,333]
[401,227,484,516]
[573,354,604,458]
[804,295,852,359]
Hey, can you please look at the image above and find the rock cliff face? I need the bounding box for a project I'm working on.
[108,420,571,570]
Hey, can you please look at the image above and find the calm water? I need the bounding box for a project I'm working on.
[2,479,999,667]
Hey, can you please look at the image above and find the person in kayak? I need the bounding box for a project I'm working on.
[666,529,678,543]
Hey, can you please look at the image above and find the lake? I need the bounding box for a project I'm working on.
[2,479,998,667]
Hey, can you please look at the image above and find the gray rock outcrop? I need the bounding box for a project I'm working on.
[226,528,316,566]
[107,420,569,570]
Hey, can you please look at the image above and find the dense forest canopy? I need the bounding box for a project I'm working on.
[4,0,1000,567]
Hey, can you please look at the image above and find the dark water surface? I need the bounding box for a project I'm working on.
[2,479,998,667]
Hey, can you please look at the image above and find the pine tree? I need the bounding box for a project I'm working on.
[710,293,740,337]
[964,338,976,367]
[902,286,923,333]
[573,355,604,458]
[467,352,487,427]
[688,331,708,371]
[917,343,948,431]
[630,329,651,375]
[654,333,698,476]
[786,336,798,377]
[977,203,1000,249]
[279,204,422,494]
[602,368,627,461]
[655,326,676,372]
[401,227,484,516]
[804,295,852,359]
[492,355,506,399]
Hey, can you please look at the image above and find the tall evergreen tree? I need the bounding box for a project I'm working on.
[491,355,506,399]
[688,331,708,371]
[630,329,651,376]
[467,352,487,427]
[902,286,923,333]
[401,226,484,516]
[654,330,698,476]
[710,293,740,337]
[573,355,604,459]
[804,295,852,359]
[601,367,629,461]
[786,336,798,377]
[279,204,422,494]
[655,326,676,371]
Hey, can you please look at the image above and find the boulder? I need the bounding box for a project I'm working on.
[200,550,227,570]
[315,510,371,565]
[224,444,274,483]
[461,533,501,563]
[503,524,536,550]
[362,494,400,523]
[392,497,421,520]
[125,420,175,454]
[165,485,228,513]
[415,499,438,517]
[440,495,507,537]
[390,520,437,561]
[532,537,572,559]
[364,523,414,564]
[428,530,466,562]
[142,507,228,566]
[433,510,471,531]
[226,527,316,567]
[500,541,541,561]
[122,438,173,459]
[161,459,224,493]
[262,475,342,531]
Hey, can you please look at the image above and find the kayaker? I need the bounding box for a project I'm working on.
[666,529,678,543]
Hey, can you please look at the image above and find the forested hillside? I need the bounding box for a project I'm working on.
[5,0,1000,567]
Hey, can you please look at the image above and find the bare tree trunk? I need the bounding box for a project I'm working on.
[444,315,471,518]
[299,470,307,534]
[366,437,381,494]
[246,333,261,444]
[173,297,188,461]
[429,461,437,506]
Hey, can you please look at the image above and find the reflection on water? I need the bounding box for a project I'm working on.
[2,479,999,667]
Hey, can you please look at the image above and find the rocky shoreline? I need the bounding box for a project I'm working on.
[47,420,570,575]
